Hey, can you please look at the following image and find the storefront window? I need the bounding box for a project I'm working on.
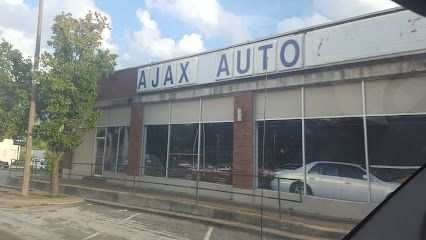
[94,126,129,175]
[94,138,105,175]
[258,120,302,190]
[117,126,129,173]
[144,125,168,177]
[199,123,233,185]
[168,124,199,180]
[304,118,367,202]
[367,115,426,203]
[104,127,119,172]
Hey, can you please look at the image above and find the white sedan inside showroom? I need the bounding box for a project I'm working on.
[271,161,400,203]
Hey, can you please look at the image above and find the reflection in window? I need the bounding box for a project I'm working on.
[144,125,168,177]
[258,120,302,190]
[117,127,129,173]
[104,127,119,172]
[199,123,233,184]
[168,124,199,180]
[94,126,129,174]
[368,115,426,202]
[304,118,367,202]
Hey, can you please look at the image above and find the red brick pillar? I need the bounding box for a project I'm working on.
[233,92,255,189]
[63,151,73,169]
[127,102,144,176]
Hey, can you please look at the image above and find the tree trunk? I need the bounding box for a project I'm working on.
[50,152,63,197]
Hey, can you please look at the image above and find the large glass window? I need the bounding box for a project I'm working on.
[367,115,426,203]
[104,127,120,172]
[94,126,129,175]
[199,123,233,185]
[94,128,105,175]
[168,124,199,180]
[258,120,302,190]
[144,125,168,177]
[304,118,367,202]
[117,126,129,173]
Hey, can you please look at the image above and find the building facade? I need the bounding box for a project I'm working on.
[63,8,426,219]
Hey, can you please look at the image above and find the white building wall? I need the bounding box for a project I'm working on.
[0,139,20,164]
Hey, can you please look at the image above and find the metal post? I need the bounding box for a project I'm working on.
[195,99,202,206]
[278,178,282,220]
[22,0,43,197]
[362,81,372,203]
[301,87,307,196]
[165,101,172,178]
[195,170,200,206]
[132,175,136,195]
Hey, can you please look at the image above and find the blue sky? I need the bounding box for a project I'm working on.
[0,0,400,69]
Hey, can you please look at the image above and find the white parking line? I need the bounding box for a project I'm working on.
[119,213,141,224]
[203,227,214,240]
[83,213,141,240]
[83,232,100,240]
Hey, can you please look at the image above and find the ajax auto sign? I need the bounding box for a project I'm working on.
[136,34,303,92]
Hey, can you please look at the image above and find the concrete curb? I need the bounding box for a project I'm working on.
[86,198,333,240]
[6,177,347,239]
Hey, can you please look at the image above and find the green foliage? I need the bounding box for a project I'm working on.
[0,40,32,141]
[37,12,117,153]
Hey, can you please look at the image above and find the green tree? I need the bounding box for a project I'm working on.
[0,40,32,141]
[37,12,116,197]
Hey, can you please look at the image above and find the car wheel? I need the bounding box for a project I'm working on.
[290,182,313,195]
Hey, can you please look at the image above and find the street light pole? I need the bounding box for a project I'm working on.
[22,0,43,197]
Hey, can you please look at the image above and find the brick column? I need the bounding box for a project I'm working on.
[63,151,73,169]
[127,102,144,176]
[233,91,255,189]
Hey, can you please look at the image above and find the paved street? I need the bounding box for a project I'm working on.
[0,202,277,240]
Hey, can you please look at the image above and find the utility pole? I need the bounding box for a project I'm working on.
[22,0,43,197]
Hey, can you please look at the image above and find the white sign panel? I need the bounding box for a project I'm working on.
[177,58,197,86]
[215,50,234,80]
[233,45,254,78]
[305,11,426,67]
[162,62,176,88]
[149,65,162,90]
[254,40,277,74]
[276,35,303,72]
[136,10,426,93]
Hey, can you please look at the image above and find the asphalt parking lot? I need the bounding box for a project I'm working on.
[0,201,278,240]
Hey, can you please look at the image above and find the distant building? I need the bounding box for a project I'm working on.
[0,139,20,164]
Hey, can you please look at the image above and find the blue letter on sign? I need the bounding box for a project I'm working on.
[280,39,300,68]
[151,67,160,88]
[236,48,251,74]
[137,70,147,90]
[216,54,230,78]
[164,65,174,86]
[258,44,273,70]
[179,62,189,83]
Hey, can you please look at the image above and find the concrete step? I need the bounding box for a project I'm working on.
[6,176,349,240]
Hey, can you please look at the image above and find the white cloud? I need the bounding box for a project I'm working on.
[145,0,252,44]
[277,13,329,33]
[2,0,23,6]
[125,9,205,64]
[313,0,400,20]
[276,0,400,34]
[0,0,117,59]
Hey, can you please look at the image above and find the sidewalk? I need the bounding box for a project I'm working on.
[6,175,357,240]
[0,184,84,207]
